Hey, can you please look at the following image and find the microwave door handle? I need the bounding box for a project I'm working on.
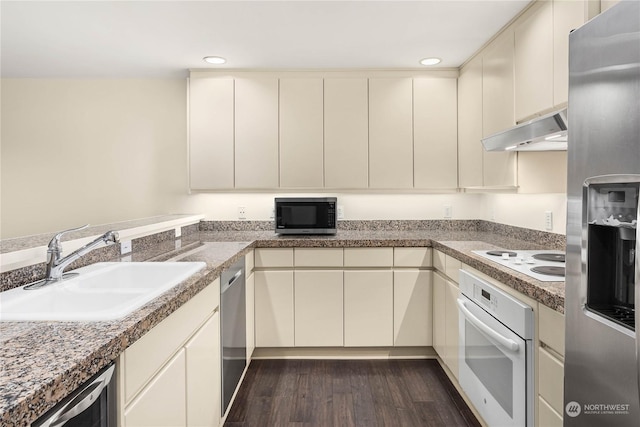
[457,298,520,353]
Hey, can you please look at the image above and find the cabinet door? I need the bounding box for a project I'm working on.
[294,270,344,347]
[432,272,446,358]
[279,78,324,188]
[235,78,279,188]
[483,31,517,187]
[515,0,553,122]
[185,313,220,427]
[125,350,186,427]
[369,78,413,188]
[458,56,484,188]
[445,279,460,379]
[553,0,590,106]
[344,270,393,346]
[393,270,432,346]
[324,78,368,188]
[413,77,458,189]
[189,77,234,189]
[246,272,255,359]
[254,271,294,347]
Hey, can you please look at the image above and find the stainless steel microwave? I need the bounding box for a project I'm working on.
[275,197,337,235]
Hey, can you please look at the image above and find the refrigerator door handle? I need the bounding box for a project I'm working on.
[636,202,640,406]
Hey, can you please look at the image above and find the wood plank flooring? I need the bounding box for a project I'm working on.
[224,359,481,427]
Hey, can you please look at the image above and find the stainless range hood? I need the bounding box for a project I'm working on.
[481,108,568,151]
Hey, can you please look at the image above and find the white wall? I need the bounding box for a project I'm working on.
[1,79,189,238]
[1,78,567,239]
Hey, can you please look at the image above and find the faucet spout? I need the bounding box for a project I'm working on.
[27,226,120,289]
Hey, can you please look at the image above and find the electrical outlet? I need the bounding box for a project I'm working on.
[443,205,452,219]
[120,240,132,255]
[337,205,345,220]
[238,206,247,220]
[544,211,553,231]
[270,208,275,220]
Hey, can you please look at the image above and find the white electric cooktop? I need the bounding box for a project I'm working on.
[473,249,565,282]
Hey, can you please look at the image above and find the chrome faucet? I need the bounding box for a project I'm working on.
[26,225,120,289]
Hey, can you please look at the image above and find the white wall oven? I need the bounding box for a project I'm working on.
[458,270,534,427]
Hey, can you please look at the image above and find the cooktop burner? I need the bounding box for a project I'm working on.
[472,249,566,282]
[532,253,565,263]
[486,250,517,257]
[531,266,565,276]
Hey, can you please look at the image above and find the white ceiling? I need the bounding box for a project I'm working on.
[1,0,531,79]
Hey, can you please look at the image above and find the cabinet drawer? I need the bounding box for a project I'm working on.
[254,248,294,268]
[344,248,393,267]
[433,250,446,272]
[445,255,462,283]
[538,396,563,427]
[539,347,564,414]
[394,247,432,267]
[123,281,218,404]
[294,248,343,267]
[539,303,565,356]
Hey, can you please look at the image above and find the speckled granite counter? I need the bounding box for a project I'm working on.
[0,227,565,426]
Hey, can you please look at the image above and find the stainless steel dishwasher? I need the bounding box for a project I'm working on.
[220,257,246,415]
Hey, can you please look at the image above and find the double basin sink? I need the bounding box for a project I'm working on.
[0,262,206,321]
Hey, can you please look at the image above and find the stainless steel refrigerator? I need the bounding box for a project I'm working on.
[565,2,640,426]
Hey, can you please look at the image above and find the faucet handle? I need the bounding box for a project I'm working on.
[48,224,90,251]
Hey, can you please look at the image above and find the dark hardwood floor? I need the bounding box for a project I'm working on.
[224,359,481,427]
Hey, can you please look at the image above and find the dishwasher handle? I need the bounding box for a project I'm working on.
[457,298,520,353]
[42,364,114,427]
[221,269,243,294]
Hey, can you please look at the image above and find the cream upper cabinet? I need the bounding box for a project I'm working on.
[515,0,554,122]
[279,78,324,188]
[413,77,458,189]
[189,77,234,189]
[553,0,595,106]
[482,31,517,188]
[457,56,484,188]
[324,78,369,188]
[368,78,414,188]
[234,78,279,188]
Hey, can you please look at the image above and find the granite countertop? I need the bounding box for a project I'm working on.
[0,228,565,425]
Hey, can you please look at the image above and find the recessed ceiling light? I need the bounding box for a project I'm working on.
[203,56,226,65]
[419,57,442,66]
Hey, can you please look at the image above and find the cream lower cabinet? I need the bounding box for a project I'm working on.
[254,270,294,347]
[294,270,344,346]
[433,270,459,380]
[537,304,565,427]
[245,250,255,360]
[344,270,394,347]
[393,270,433,346]
[120,281,221,427]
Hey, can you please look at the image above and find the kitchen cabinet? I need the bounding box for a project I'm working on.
[432,272,459,379]
[413,77,458,189]
[344,270,394,346]
[124,350,187,426]
[279,78,324,188]
[294,270,344,346]
[234,78,279,188]
[433,249,461,283]
[254,270,294,347]
[537,303,565,426]
[245,252,255,360]
[515,0,554,122]
[294,247,343,267]
[344,247,394,267]
[393,247,432,268]
[482,30,517,187]
[393,270,432,346]
[189,77,234,189]
[324,78,368,188]
[254,248,294,268]
[368,78,413,188]
[457,56,484,188]
[120,281,220,427]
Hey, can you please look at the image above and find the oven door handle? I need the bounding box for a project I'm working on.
[457,298,520,352]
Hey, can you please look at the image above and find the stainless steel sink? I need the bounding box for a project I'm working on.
[0,262,206,321]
